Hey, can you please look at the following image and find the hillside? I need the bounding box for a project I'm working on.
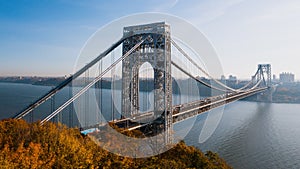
[0,119,231,168]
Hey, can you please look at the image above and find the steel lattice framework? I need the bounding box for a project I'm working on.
[257,64,272,87]
[122,22,172,143]
[257,64,272,102]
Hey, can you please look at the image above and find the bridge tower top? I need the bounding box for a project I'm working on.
[123,22,170,37]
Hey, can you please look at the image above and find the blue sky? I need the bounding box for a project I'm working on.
[1,0,300,79]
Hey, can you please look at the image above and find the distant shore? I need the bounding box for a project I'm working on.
[1,76,300,104]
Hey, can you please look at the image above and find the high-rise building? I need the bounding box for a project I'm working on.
[221,75,226,81]
[272,74,278,83]
[228,75,237,81]
[279,72,294,83]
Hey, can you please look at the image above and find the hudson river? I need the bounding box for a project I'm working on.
[1,82,300,168]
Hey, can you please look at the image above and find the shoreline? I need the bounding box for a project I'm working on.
[2,81,300,105]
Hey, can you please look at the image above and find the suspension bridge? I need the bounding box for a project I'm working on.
[13,22,272,144]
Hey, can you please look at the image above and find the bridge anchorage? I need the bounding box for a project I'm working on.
[13,22,272,146]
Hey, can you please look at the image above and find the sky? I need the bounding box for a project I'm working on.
[1,0,300,79]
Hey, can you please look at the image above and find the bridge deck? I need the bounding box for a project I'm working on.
[109,87,267,131]
[172,87,267,123]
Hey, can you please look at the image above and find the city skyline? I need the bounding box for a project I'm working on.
[1,0,300,79]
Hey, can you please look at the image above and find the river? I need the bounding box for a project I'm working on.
[0,82,300,168]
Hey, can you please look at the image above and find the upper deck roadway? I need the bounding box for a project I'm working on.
[109,87,268,131]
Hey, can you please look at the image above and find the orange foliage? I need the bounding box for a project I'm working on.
[0,119,231,168]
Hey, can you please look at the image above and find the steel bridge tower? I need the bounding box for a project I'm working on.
[122,22,173,143]
[257,64,271,87]
[257,64,272,102]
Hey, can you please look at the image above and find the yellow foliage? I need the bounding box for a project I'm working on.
[0,119,231,169]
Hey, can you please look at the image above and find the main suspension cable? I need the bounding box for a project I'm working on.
[171,61,228,92]
[171,39,265,92]
[41,38,146,125]
[171,39,239,92]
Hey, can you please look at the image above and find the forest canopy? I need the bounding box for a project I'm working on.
[0,119,231,168]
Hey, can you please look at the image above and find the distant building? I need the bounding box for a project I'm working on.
[272,74,278,83]
[279,72,294,83]
[221,75,226,81]
[227,75,237,85]
[228,75,237,81]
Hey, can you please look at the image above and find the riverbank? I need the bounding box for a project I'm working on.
[242,83,300,103]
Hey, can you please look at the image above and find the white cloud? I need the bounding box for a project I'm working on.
[152,0,179,12]
[248,0,300,24]
[179,0,246,25]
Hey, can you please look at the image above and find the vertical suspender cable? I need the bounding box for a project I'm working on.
[69,83,73,127]
[111,51,115,121]
[40,38,146,125]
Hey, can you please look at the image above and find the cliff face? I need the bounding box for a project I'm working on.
[0,119,231,168]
